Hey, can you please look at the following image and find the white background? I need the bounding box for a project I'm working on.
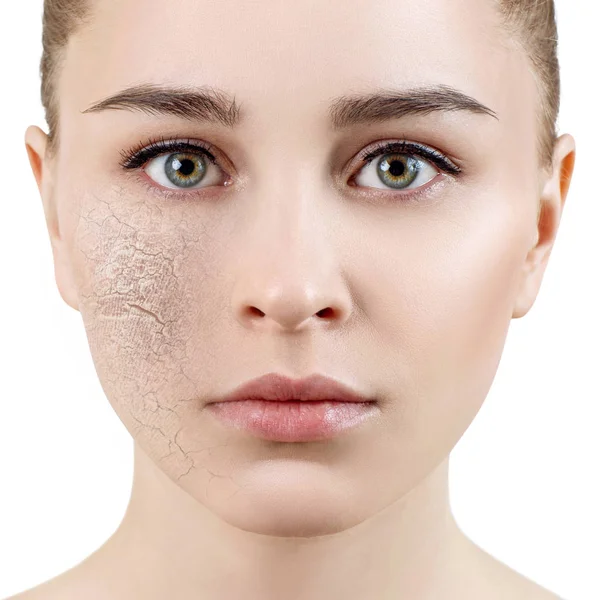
[0,2,598,599]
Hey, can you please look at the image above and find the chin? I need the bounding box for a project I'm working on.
[173,457,375,537]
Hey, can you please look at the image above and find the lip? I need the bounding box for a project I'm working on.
[205,373,378,442]
[207,372,375,404]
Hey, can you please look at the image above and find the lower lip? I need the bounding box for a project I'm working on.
[206,399,378,442]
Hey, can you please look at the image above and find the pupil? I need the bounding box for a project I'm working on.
[389,160,406,177]
[178,159,195,176]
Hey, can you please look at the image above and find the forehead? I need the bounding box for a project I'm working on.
[61,0,535,141]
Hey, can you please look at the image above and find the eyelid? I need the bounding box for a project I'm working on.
[343,140,463,204]
[118,136,221,170]
[119,136,233,194]
[355,140,462,175]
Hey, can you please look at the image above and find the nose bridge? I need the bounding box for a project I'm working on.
[229,147,351,332]
[241,127,331,263]
[257,159,321,255]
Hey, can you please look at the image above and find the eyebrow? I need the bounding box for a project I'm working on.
[81,82,499,129]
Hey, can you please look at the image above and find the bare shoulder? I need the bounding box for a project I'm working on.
[4,588,47,600]
[3,581,62,600]
[500,573,564,600]
[2,537,121,600]
[498,574,564,600]
[3,581,104,600]
[2,563,105,600]
[3,577,82,600]
[463,535,564,600]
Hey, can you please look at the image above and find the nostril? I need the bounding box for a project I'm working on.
[316,307,334,318]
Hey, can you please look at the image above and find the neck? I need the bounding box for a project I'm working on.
[87,442,474,600]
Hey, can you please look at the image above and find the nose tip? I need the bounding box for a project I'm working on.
[234,286,350,332]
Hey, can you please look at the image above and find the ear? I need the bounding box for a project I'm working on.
[512,134,576,319]
[24,125,80,312]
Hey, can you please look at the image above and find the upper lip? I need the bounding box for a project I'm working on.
[207,373,376,404]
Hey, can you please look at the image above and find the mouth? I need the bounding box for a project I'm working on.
[205,373,378,442]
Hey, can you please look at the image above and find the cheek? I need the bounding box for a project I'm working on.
[418,218,523,430]
[68,187,215,476]
[371,198,531,457]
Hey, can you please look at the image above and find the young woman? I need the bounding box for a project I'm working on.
[17,0,575,598]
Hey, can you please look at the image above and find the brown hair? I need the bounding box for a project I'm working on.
[39,0,560,168]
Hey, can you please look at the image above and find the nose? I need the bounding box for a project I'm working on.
[230,193,353,334]
[233,275,351,333]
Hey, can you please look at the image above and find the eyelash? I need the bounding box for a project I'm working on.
[119,135,219,170]
[118,135,462,201]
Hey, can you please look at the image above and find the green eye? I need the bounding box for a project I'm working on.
[375,154,421,189]
[163,153,207,188]
[141,145,226,190]
[355,152,438,191]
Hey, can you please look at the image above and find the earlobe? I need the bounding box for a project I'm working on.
[24,125,80,312]
[512,134,576,319]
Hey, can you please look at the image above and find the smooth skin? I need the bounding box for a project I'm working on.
[17,0,574,598]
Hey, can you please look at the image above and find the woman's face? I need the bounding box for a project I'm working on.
[47,0,546,535]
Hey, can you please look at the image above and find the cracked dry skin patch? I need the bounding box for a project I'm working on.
[69,185,244,501]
